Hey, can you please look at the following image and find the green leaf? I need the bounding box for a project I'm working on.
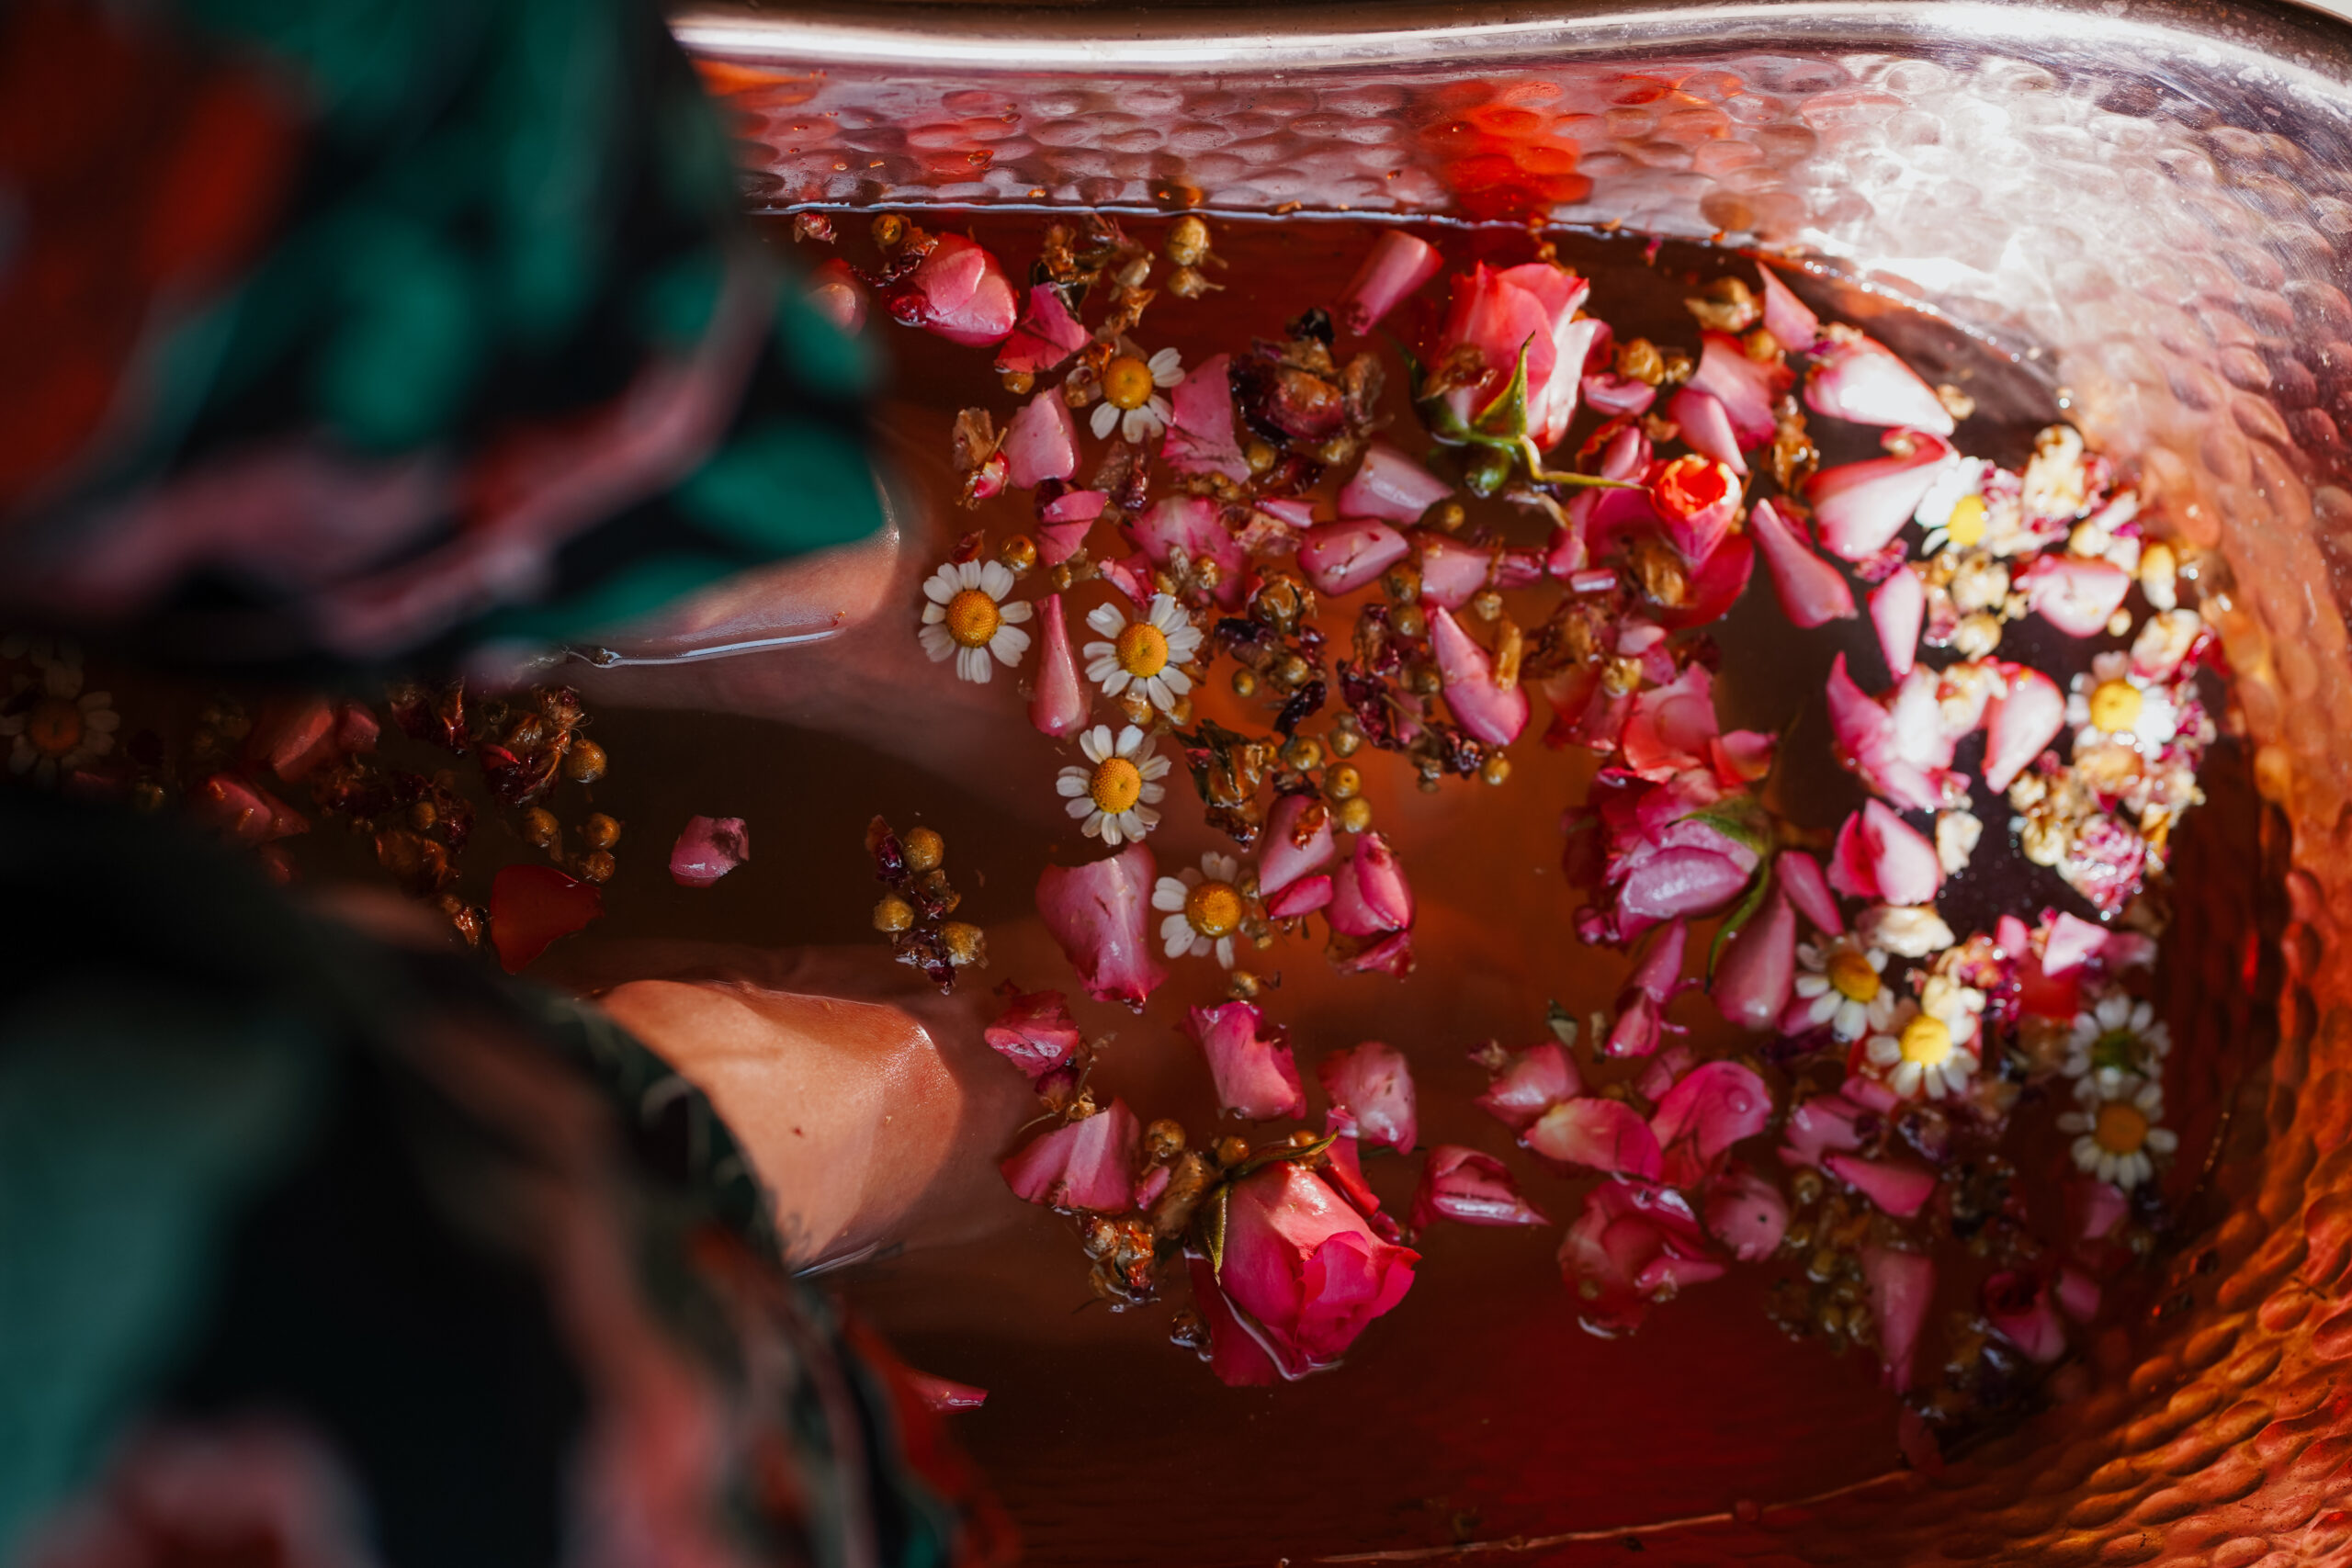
[1230,1131,1340,1185]
[1680,794,1777,860]
[1707,867,1774,979]
[1204,1187,1229,1280]
[1471,335,1534,442]
[1545,1001,1581,1050]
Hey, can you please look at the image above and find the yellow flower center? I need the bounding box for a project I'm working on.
[1184,880,1245,938]
[1898,1015,1953,1067]
[1945,493,1988,549]
[27,698,84,758]
[2093,1100,2151,1156]
[1826,949,1881,1003]
[944,587,1001,649]
[2087,677,2143,734]
[1089,755,1144,814]
[1115,620,1170,678]
[1103,355,1155,412]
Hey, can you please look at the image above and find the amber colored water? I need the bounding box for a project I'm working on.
[556,217,2276,1565]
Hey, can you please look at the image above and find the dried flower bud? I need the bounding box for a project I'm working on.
[940,921,988,967]
[1168,265,1216,299]
[1381,563,1422,604]
[1281,736,1324,772]
[874,894,915,932]
[1328,725,1362,758]
[1615,336,1667,384]
[409,800,438,831]
[1166,215,1212,266]
[1685,276,1759,333]
[578,850,616,885]
[1001,369,1035,396]
[1213,1134,1251,1168]
[1337,796,1374,834]
[523,807,560,850]
[1232,668,1260,698]
[563,739,607,784]
[130,781,165,814]
[1326,762,1362,800]
[1145,1119,1187,1161]
[1481,753,1512,786]
[902,826,945,873]
[999,535,1038,574]
[871,212,907,250]
[1470,589,1504,623]
[1244,439,1277,475]
[1393,604,1426,639]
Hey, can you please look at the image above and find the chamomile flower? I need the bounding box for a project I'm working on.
[1089,345,1183,445]
[1865,1000,1978,1102]
[1082,593,1203,714]
[1056,724,1169,845]
[919,558,1033,683]
[2062,990,2171,1084]
[2058,1073,2175,1190]
[2066,650,2178,751]
[0,658,119,785]
[1791,936,1895,1042]
[1152,852,1251,967]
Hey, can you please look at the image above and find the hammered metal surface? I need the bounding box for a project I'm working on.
[677,3,2352,1558]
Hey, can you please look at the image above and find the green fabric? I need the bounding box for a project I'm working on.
[0,993,322,1549]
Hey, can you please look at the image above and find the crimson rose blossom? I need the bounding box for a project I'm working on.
[1205,1160,1419,1380]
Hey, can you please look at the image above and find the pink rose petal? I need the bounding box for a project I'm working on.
[1413,529,1491,611]
[1870,566,1925,677]
[1688,329,1784,447]
[1337,230,1442,336]
[669,815,750,887]
[1862,1246,1935,1392]
[2018,554,2132,637]
[1650,1060,1771,1187]
[1028,592,1089,739]
[983,985,1084,1081]
[1748,496,1857,629]
[1429,604,1529,747]
[888,233,1017,346]
[1712,886,1795,1031]
[1268,874,1332,919]
[1780,1089,1869,1168]
[2041,911,2111,978]
[1528,1097,1665,1179]
[1582,371,1657,417]
[1329,831,1414,938]
[1828,799,1942,907]
[1258,792,1337,899]
[1036,489,1107,566]
[1667,387,1748,475]
[1318,1042,1418,1153]
[1804,430,1956,561]
[1703,1162,1791,1261]
[1411,1146,1548,1229]
[1162,352,1250,482]
[1188,1253,1282,1386]
[1983,1271,2067,1364]
[1036,845,1168,1010]
[1826,1153,1938,1218]
[1130,496,1245,607]
[1983,663,2064,794]
[1476,1042,1581,1133]
[1339,439,1453,524]
[1188,1001,1307,1121]
[1777,849,1845,936]
[996,283,1088,374]
[1298,519,1411,598]
[2055,1264,2102,1324]
[1001,1100,1142,1212]
[1758,265,1821,354]
[1559,1180,1724,1337]
[1805,333,1954,434]
[1002,389,1078,490]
